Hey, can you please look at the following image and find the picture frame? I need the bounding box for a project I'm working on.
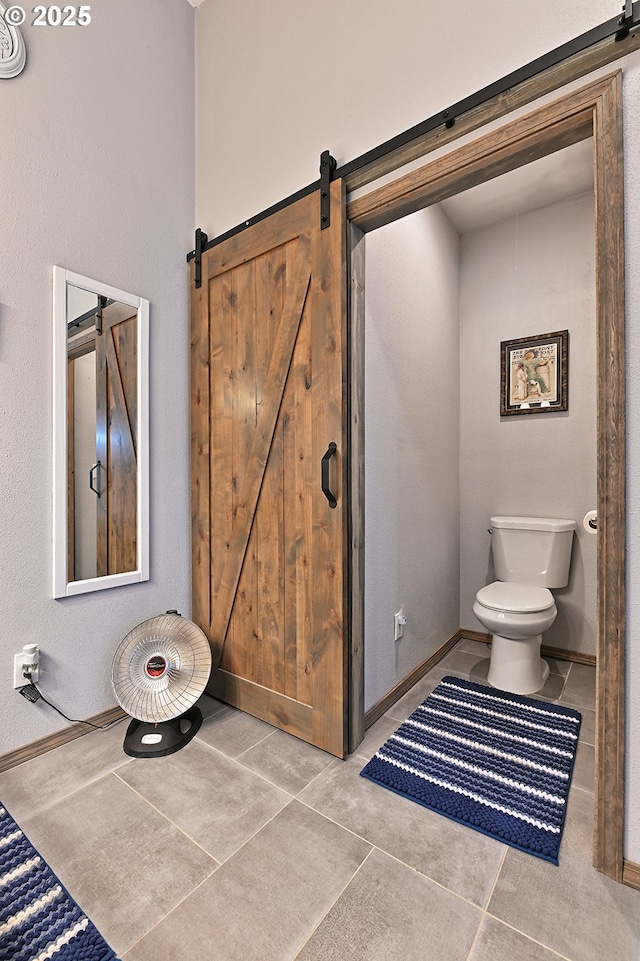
[500,329,568,416]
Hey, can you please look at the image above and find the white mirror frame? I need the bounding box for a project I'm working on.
[52,266,150,598]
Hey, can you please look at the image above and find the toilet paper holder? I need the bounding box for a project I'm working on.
[583,510,597,532]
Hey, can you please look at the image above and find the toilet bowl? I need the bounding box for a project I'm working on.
[473,516,575,696]
[473,581,556,694]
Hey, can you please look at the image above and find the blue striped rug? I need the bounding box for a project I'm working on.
[361,675,582,864]
[0,804,119,961]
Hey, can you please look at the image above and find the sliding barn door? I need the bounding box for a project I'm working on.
[191,182,348,757]
[95,307,138,577]
[67,304,137,582]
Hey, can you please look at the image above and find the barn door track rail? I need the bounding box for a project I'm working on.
[187,1,639,286]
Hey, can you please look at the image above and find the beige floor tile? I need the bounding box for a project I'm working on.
[437,649,490,679]
[116,737,290,862]
[294,847,481,961]
[352,715,400,760]
[571,741,594,793]
[299,754,505,907]
[469,916,563,961]
[384,668,449,721]
[560,663,596,711]
[488,788,640,961]
[18,773,216,956]
[577,707,595,745]
[3,640,627,961]
[531,669,566,701]
[123,801,371,961]
[542,656,571,677]
[456,638,492,657]
[195,693,230,720]
[466,658,492,684]
[196,705,275,757]
[238,729,334,795]
[0,720,129,821]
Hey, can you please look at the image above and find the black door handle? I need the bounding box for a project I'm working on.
[89,461,102,498]
[321,442,337,508]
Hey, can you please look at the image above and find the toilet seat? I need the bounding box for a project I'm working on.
[476,581,554,614]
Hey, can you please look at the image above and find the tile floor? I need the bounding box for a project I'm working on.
[1,638,639,961]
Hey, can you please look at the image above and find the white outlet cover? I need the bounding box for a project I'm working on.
[13,652,26,688]
[13,652,38,689]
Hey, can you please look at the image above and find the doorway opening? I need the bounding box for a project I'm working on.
[348,73,625,881]
[362,141,596,712]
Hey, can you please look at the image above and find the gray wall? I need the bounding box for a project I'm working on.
[0,0,195,755]
[459,193,597,656]
[364,207,461,711]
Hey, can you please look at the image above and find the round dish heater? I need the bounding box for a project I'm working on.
[111,611,212,758]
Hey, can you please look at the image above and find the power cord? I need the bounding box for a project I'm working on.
[18,682,125,730]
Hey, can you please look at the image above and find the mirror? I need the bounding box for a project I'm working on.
[53,267,149,597]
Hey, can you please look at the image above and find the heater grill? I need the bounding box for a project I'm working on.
[111,612,212,757]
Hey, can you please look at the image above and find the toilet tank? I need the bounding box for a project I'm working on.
[490,516,576,588]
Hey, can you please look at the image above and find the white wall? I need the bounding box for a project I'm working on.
[364,207,460,711]
[0,0,195,755]
[195,0,640,862]
[459,193,597,656]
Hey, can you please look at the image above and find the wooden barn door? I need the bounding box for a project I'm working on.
[191,181,348,757]
[95,307,138,577]
[67,304,138,582]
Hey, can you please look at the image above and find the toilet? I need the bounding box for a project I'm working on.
[473,516,576,695]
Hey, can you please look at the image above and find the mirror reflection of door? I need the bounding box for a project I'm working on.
[66,285,137,582]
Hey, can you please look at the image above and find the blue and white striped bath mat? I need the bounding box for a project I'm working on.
[0,804,119,961]
[360,675,582,864]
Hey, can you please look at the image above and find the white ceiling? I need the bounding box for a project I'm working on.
[439,138,594,234]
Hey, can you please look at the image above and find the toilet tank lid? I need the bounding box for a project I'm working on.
[490,516,576,532]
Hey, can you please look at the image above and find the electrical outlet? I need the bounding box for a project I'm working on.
[13,646,39,689]
[394,607,406,642]
[13,653,29,688]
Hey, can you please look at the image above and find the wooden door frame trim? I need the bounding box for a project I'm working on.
[347,221,366,754]
[347,73,626,881]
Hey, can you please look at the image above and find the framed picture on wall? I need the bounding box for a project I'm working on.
[500,329,569,416]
